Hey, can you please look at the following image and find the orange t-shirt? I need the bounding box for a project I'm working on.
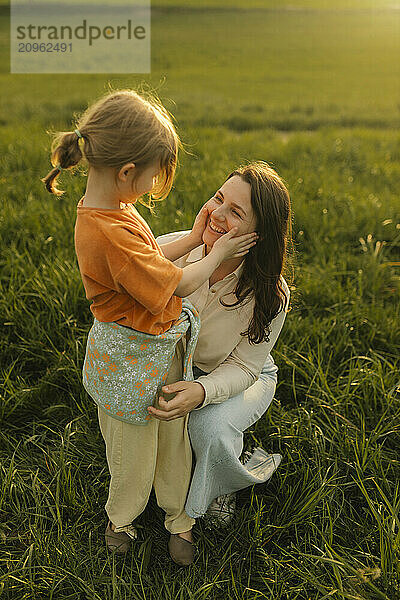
[74,197,184,335]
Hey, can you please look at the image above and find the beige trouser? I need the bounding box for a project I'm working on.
[97,339,196,534]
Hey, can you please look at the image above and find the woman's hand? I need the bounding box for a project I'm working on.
[188,202,212,247]
[147,381,205,421]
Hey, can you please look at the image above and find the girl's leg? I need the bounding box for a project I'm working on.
[154,415,196,534]
[98,405,158,528]
[185,354,281,519]
[152,341,196,534]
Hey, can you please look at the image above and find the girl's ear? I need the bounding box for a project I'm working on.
[118,162,136,181]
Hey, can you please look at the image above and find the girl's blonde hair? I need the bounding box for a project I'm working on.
[41,89,181,210]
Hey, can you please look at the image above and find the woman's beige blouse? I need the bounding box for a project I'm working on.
[156,231,290,409]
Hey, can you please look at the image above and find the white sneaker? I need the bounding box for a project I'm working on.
[203,449,281,528]
[206,492,236,525]
[243,447,282,478]
[241,450,253,465]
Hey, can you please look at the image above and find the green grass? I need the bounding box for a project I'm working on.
[2,1,400,8]
[1,2,399,599]
[158,0,398,7]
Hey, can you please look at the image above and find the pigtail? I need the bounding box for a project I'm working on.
[41,130,84,196]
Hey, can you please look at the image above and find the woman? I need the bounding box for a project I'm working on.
[149,160,292,565]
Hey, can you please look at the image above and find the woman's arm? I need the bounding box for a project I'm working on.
[192,289,290,409]
[148,284,290,420]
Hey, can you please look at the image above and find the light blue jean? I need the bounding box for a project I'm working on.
[185,353,282,518]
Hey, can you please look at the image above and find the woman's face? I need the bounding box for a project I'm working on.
[202,175,258,249]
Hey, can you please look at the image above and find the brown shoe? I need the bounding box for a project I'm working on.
[105,520,137,554]
[168,533,195,566]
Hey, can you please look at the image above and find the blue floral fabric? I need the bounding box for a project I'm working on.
[82,299,201,424]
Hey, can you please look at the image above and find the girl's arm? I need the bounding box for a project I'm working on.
[162,205,258,297]
[173,229,258,298]
[158,232,200,262]
[158,204,210,262]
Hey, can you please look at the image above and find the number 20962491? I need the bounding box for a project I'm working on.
[18,42,72,52]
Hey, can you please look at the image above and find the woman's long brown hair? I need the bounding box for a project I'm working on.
[220,161,294,344]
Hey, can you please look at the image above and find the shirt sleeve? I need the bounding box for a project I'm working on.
[192,285,290,409]
[155,230,192,246]
[102,224,184,315]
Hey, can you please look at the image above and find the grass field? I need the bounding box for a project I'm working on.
[0,2,399,599]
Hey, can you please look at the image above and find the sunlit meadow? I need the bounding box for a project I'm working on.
[0,1,399,598]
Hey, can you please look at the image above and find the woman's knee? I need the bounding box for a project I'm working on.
[260,355,278,387]
[258,377,277,406]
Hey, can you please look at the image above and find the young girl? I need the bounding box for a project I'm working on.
[41,89,259,566]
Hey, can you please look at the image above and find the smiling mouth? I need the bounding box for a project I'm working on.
[208,219,226,234]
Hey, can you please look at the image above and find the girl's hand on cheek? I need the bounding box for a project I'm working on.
[212,228,259,261]
[189,202,211,246]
